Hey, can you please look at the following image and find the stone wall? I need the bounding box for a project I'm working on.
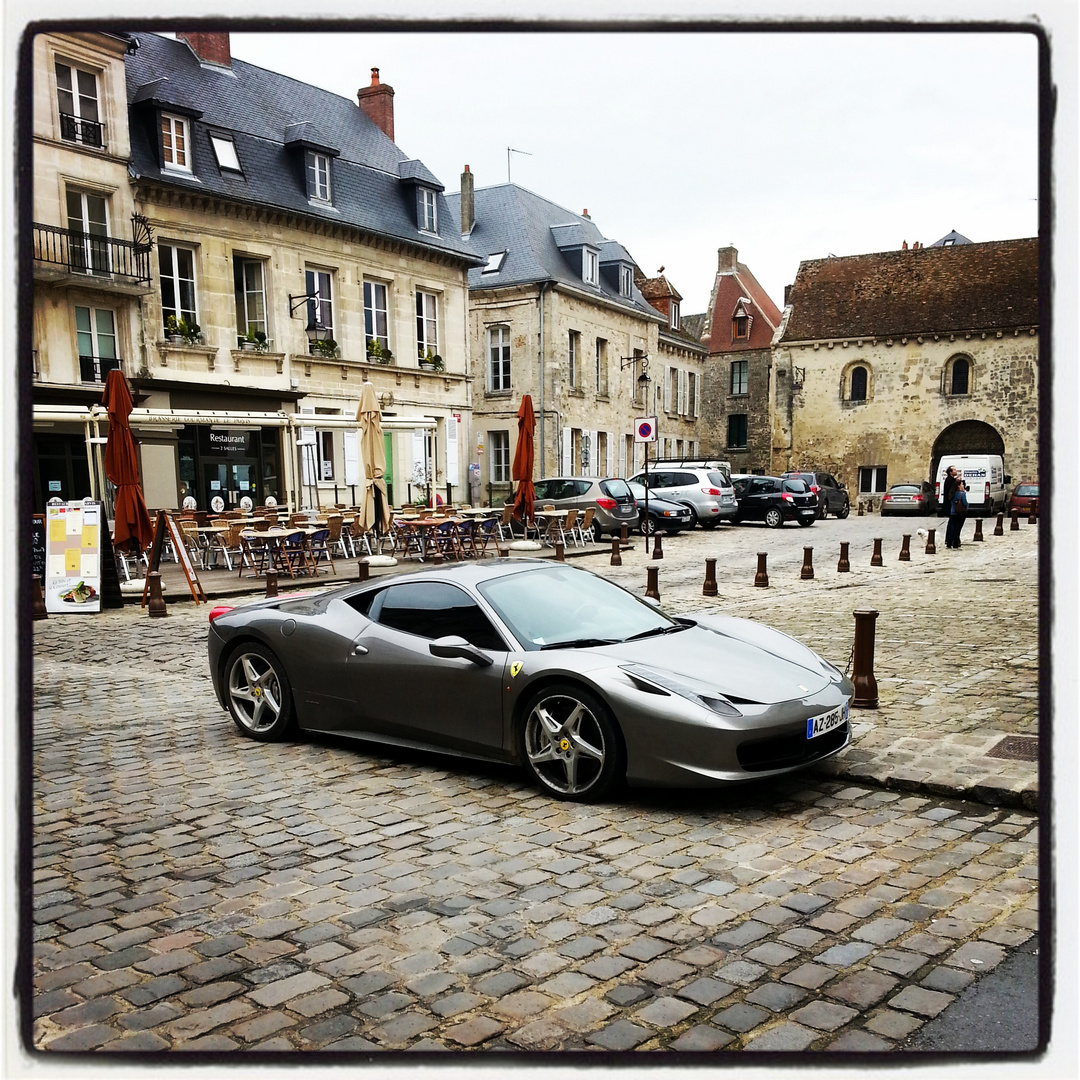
[699,346,773,472]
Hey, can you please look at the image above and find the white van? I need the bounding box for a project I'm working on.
[935,454,1010,515]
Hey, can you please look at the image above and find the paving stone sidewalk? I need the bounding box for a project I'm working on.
[27,512,1043,1054]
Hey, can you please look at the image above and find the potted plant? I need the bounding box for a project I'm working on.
[178,317,201,345]
[419,348,439,371]
[380,347,394,365]
[311,337,340,358]
[430,353,445,373]
[366,338,383,361]
[165,315,184,345]
[240,327,269,352]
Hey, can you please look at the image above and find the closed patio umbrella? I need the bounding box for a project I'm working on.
[511,393,535,525]
[356,382,391,535]
[101,369,153,552]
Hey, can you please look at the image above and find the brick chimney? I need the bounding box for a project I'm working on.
[177,32,231,67]
[717,245,738,273]
[460,165,474,235]
[358,67,395,142]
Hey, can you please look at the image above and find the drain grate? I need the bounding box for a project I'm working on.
[986,735,1039,761]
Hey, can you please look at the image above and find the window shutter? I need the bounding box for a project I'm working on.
[561,427,571,475]
[412,429,428,488]
[606,432,614,478]
[344,429,359,486]
[300,406,316,486]
[619,435,627,478]
[664,368,673,413]
[446,413,459,490]
[694,373,701,417]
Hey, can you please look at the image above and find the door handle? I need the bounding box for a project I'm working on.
[352,644,368,656]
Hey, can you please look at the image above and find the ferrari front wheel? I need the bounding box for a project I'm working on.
[521,684,623,801]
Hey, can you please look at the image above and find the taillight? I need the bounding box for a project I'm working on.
[882,495,892,502]
[913,495,923,502]
[596,497,617,510]
[935,482,941,499]
[701,487,722,496]
[781,493,794,503]
[985,482,990,502]
[209,605,235,622]
[810,484,819,493]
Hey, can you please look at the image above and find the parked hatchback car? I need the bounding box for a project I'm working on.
[627,467,737,528]
[511,477,639,541]
[880,482,936,515]
[732,475,818,527]
[1007,482,1040,516]
[781,471,850,519]
[627,481,695,535]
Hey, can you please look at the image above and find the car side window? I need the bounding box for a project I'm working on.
[373,582,506,651]
[675,472,698,486]
[575,480,592,497]
[750,479,772,495]
[651,472,673,489]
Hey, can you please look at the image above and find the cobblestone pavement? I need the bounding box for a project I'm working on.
[28,512,1043,1054]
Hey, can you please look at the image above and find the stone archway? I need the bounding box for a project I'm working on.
[931,420,1006,478]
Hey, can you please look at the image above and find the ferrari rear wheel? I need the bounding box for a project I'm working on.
[225,643,294,741]
[521,683,623,801]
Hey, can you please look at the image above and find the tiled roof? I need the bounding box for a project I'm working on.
[680,312,707,342]
[445,184,663,319]
[125,32,477,262]
[706,261,782,353]
[778,238,1038,342]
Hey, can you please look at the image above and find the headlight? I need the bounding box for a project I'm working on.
[620,663,743,717]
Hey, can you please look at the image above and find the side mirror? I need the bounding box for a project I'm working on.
[838,483,847,490]
[429,635,493,667]
[642,595,661,609]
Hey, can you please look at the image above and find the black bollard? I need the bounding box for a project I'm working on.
[899,534,911,562]
[610,537,622,566]
[1028,500,1038,524]
[801,547,814,580]
[994,513,1004,536]
[357,560,370,581]
[973,518,984,542]
[620,523,629,544]
[33,576,48,620]
[703,557,718,597]
[651,531,663,560]
[838,542,850,573]
[147,571,168,618]
[871,538,883,567]
[851,608,879,708]
[1010,510,1020,531]
[265,570,279,598]
[857,503,864,517]
[754,552,769,588]
[645,565,660,601]
[925,528,937,555]
[554,541,565,562]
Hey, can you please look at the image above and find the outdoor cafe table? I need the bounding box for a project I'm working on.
[457,507,498,518]
[239,526,318,577]
[532,508,570,545]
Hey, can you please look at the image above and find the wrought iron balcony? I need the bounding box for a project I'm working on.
[79,355,121,383]
[33,214,153,286]
[59,112,104,149]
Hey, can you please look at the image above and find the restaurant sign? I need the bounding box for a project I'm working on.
[206,429,252,454]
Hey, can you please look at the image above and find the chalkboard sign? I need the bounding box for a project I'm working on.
[31,515,46,580]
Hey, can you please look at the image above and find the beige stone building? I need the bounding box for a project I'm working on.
[32,30,480,513]
[771,237,1039,497]
[447,180,670,505]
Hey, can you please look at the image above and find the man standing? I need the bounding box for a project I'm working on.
[941,465,959,518]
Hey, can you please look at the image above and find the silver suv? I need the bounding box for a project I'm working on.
[627,466,737,528]
[511,477,640,541]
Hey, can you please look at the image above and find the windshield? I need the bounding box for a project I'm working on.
[599,478,633,500]
[891,485,921,494]
[707,470,731,488]
[478,565,678,651]
[783,479,810,493]
[1015,485,1038,496]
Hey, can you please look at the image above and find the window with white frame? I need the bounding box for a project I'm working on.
[490,431,510,483]
[858,466,888,494]
[488,325,511,392]
[66,187,110,275]
[210,134,242,172]
[74,305,119,383]
[568,331,580,388]
[583,248,599,286]
[159,243,198,330]
[234,257,267,342]
[160,113,191,171]
[416,290,438,360]
[595,338,609,397]
[305,268,334,343]
[55,61,102,147]
[306,151,331,202]
[670,301,680,330]
[620,265,633,297]
[315,408,339,481]
[364,280,390,353]
[731,359,748,395]
[419,187,437,232]
[483,251,507,274]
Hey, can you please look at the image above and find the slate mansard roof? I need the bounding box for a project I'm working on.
[778,238,1038,343]
[124,33,477,262]
[445,184,664,321]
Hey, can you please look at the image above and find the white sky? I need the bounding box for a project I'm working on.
[230,28,1039,312]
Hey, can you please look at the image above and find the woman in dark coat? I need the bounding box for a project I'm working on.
[946,479,968,548]
[941,466,959,518]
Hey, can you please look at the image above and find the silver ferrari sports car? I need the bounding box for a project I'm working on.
[208,560,853,802]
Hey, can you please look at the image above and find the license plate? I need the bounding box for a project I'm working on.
[800,508,815,515]
[807,702,847,739]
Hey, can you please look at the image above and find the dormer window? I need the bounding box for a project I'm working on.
[583,248,599,286]
[210,134,241,173]
[483,251,507,274]
[620,265,633,297]
[734,315,749,339]
[161,113,191,172]
[670,301,680,330]
[306,151,332,202]
[419,187,437,232]
[55,61,102,148]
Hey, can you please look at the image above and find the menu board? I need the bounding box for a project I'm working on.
[44,501,102,613]
[31,515,46,581]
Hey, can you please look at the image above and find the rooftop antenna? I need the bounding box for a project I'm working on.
[507,147,532,182]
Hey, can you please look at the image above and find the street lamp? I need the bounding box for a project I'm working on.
[620,352,651,387]
[288,291,332,347]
